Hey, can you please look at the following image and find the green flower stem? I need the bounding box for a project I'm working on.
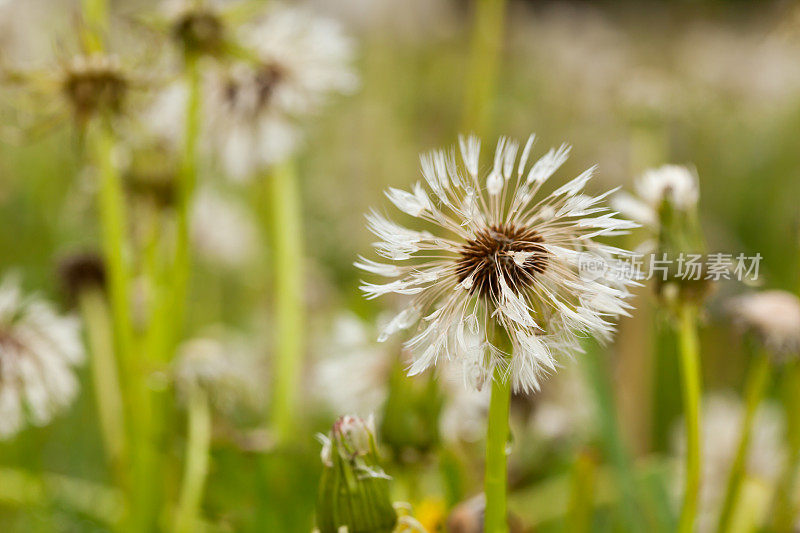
[567,449,598,533]
[484,361,512,533]
[129,50,203,533]
[91,120,155,533]
[93,124,135,387]
[269,159,304,443]
[171,54,202,352]
[78,288,127,484]
[92,124,147,496]
[463,0,508,135]
[174,387,212,533]
[771,362,800,530]
[772,454,800,531]
[81,0,107,53]
[716,349,771,533]
[143,54,201,365]
[677,304,702,533]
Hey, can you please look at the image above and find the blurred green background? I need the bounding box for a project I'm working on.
[2,0,800,531]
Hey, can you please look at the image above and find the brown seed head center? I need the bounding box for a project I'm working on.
[455,224,547,299]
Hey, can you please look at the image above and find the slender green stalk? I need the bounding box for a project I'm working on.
[94,123,135,381]
[716,350,771,533]
[464,0,506,134]
[463,0,508,135]
[143,54,202,366]
[79,288,127,483]
[269,159,304,443]
[91,118,153,533]
[81,0,107,53]
[772,450,800,530]
[174,387,212,533]
[127,50,204,533]
[771,238,800,529]
[79,4,152,530]
[771,362,800,530]
[484,363,511,533]
[171,54,202,351]
[677,304,702,533]
[566,450,597,533]
[652,313,681,453]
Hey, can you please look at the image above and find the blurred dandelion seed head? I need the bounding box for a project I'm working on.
[174,332,264,415]
[168,2,225,57]
[729,290,800,358]
[61,54,129,121]
[637,165,699,211]
[312,312,390,418]
[148,4,358,179]
[613,164,699,228]
[358,134,638,394]
[0,275,85,439]
[208,5,357,179]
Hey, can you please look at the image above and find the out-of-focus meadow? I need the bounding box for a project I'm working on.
[2,0,800,532]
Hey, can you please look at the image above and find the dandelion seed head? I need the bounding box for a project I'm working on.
[0,274,85,439]
[166,0,226,56]
[729,290,800,358]
[358,134,637,393]
[174,331,264,414]
[637,165,699,210]
[312,313,390,418]
[613,165,699,228]
[201,5,357,179]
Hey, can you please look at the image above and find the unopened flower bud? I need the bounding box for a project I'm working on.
[316,415,398,533]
